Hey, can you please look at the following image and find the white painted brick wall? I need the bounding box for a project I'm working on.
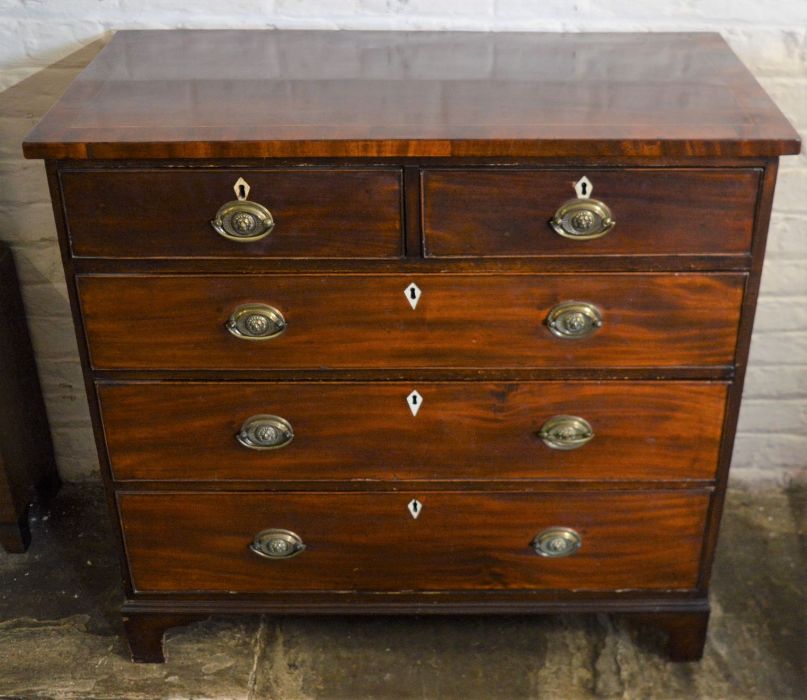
[0,1,804,484]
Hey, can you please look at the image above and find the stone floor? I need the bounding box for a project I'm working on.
[0,484,803,699]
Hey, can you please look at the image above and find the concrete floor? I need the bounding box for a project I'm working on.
[0,484,803,699]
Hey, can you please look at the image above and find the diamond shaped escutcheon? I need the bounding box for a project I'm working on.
[404,282,422,310]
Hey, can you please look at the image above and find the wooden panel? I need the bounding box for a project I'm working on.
[61,168,402,259]
[78,273,745,370]
[119,490,710,593]
[22,31,800,159]
[100,381,728,482]
[423,169,759,257]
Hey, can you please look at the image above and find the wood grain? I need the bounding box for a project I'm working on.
[22,31,800,159]
[24,28,800,663]
[78,273,745,370]
[61,168,403,259]
[99,381,728,482]
[118,490,710,593]
[423,168,759,257]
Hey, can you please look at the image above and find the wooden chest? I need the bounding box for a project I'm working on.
[23,30,800,663]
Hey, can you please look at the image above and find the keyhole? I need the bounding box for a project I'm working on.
[404,283,422,310]
[406,390,423,416]
[580,181,587,196]
[411,501,418,514]
[238,183,246,199]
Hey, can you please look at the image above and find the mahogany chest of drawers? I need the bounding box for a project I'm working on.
[24,30,800,663]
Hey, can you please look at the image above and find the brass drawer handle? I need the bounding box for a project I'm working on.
[226,304,286,340]
[211,177,275,242]
[212,200,274,241]
[546,301,603,339]
[532,528,581,558]
[237,414,294,450]
[538,415,594,450]
[550,198,614,240]
[250,529,305,560]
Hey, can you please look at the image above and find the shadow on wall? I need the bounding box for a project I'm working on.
[0,41,107,482]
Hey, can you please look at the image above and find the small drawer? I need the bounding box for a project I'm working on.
[60,168,403,258]
[78,273,744,370]
[422,168,760,258]
[118,490,709,593]
[99,381,728,482]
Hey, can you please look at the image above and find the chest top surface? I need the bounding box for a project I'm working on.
[23,30,799,161]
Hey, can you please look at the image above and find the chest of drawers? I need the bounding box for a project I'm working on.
[24,30,799,663]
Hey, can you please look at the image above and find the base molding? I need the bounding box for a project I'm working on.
[121,597,710,663]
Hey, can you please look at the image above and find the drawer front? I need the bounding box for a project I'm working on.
[119,490,709,593]
[61,169,403,258]
[423,169,760,258]
[79,273,744,370]
[100,381,728,482]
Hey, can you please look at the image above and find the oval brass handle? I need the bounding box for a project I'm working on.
[211,200,275,242]
[546,301,603,339]
[550,198,614,240]
[237,415,294,450]
[226,304,286,340]
[250,529,305,560]
[538,415,594,450]
[532,528,581,558]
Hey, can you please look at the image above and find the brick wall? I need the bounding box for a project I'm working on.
[0,1,804,484]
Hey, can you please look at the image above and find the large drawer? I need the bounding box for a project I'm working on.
[119,490,709,593]
[78,273,744,370]
[99,381,728,482]
[422,168,760,258]
[60,168,403,258]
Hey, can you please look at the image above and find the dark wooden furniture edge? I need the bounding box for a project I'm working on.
[0,245,60,553]
[23,138,801,161]
[44,162,135,593]
[0,508,32,553]
[0,471,61,553]
[90,368,737,382]
[110,480,717,491]
[120,597,710,663]
[695,159,781,590]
